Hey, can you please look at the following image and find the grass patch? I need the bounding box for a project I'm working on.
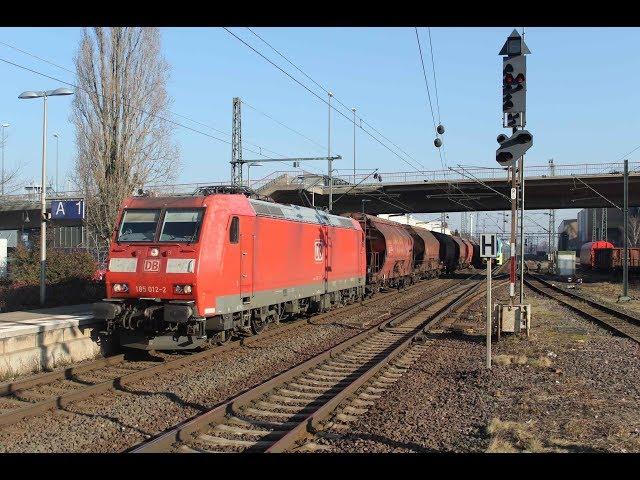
[486,418,546,453]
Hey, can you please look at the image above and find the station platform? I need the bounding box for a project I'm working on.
[0,304,111,379]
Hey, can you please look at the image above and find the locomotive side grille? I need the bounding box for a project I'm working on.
[251,202,272,216]
[267,205,285,217]
[249,199,357,229]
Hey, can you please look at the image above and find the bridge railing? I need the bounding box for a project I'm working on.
[4,161,638,202]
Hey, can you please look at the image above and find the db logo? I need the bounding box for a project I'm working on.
[143,259,160,272]
[314,241,324,262]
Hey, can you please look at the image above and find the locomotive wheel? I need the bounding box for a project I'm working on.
[251,316,267,335]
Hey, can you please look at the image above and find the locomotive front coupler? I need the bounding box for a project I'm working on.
[163,301,195,324]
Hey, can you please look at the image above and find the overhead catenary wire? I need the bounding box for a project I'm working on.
[426,28,442,126]
[247,27,432,173]
[225,27,428,174]
[241,99,326,153]
[425,27,450,169]
[0,41,292,161]
[414,27,437,133]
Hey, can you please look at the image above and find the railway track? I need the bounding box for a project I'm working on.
[0,275,458,430]
[524,274,640,343]
[133,273,501,453]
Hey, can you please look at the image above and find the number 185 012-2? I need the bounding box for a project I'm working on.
[135,286,167,294]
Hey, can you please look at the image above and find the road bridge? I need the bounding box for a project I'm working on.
[1,162,638,230]
[252,161,640,214]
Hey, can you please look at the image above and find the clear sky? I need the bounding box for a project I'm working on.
[0,27,636,236]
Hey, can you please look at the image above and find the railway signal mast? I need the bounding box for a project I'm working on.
[497,29,533,307]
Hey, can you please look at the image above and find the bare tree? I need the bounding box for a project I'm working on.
[1,131,23,197]
[71,27,179,250]
[0,165,21,197]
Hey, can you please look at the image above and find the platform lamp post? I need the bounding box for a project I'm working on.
[352,107,356,184]
[1,123,9,196]
[328,92,333,212]
[19,87,74,306]
[620,159,631,302]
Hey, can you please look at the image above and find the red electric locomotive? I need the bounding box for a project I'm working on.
[93,189,365,350]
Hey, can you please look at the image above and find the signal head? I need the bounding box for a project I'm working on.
[497,134,508,144]
[516,131,533,143]
[436,124,445,135]
[434,138,443,148]
[497,151,514,164]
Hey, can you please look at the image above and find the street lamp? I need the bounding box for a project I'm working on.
[1,123,9,196]
[246,162,262,188]
[361,199,371,254]
[361,199,371,217]
[352,107,356,184]
[19,87,74,305]
[53,133,59,193]
[328,91,333,213]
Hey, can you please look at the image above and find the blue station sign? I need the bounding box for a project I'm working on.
[51,199,85,220]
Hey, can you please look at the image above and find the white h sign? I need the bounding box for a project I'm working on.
[481,233,497,370]
[480,233,498,258]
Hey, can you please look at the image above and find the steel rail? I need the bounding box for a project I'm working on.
[0,277,450,428]
[132,274,491,453]
[267,278,509,452]
[524,274,640,343]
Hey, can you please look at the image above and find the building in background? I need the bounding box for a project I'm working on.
[557,218,579,252]
[377,213,451,235]
[577,207,640,248]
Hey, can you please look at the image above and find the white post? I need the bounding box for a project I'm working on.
[487,258,492,369]
[40,95,48,306]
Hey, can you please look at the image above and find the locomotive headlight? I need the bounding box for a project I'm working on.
[112,283,129,293]
[174,284,193,294]
[150,248,159,257]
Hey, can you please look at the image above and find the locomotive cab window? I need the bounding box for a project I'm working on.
[118,209,161,242]
[159,209,204,243]
[229,216,239,244]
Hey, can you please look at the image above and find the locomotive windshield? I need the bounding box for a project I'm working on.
[159,209,204,243]
[117,209,160,242]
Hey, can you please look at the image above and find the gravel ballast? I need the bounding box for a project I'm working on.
[0,278,454,452]
[318,284,640,453]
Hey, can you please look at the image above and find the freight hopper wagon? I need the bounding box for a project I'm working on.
[346,213,414,294]
[431,231,459,273]
[403,224,442,279]
[93,192,366,350]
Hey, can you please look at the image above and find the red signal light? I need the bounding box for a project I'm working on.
[515,73,525,84]
[504,74,514,85]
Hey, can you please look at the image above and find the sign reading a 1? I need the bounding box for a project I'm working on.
[480,233,498,258]
[51,200,85,220]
